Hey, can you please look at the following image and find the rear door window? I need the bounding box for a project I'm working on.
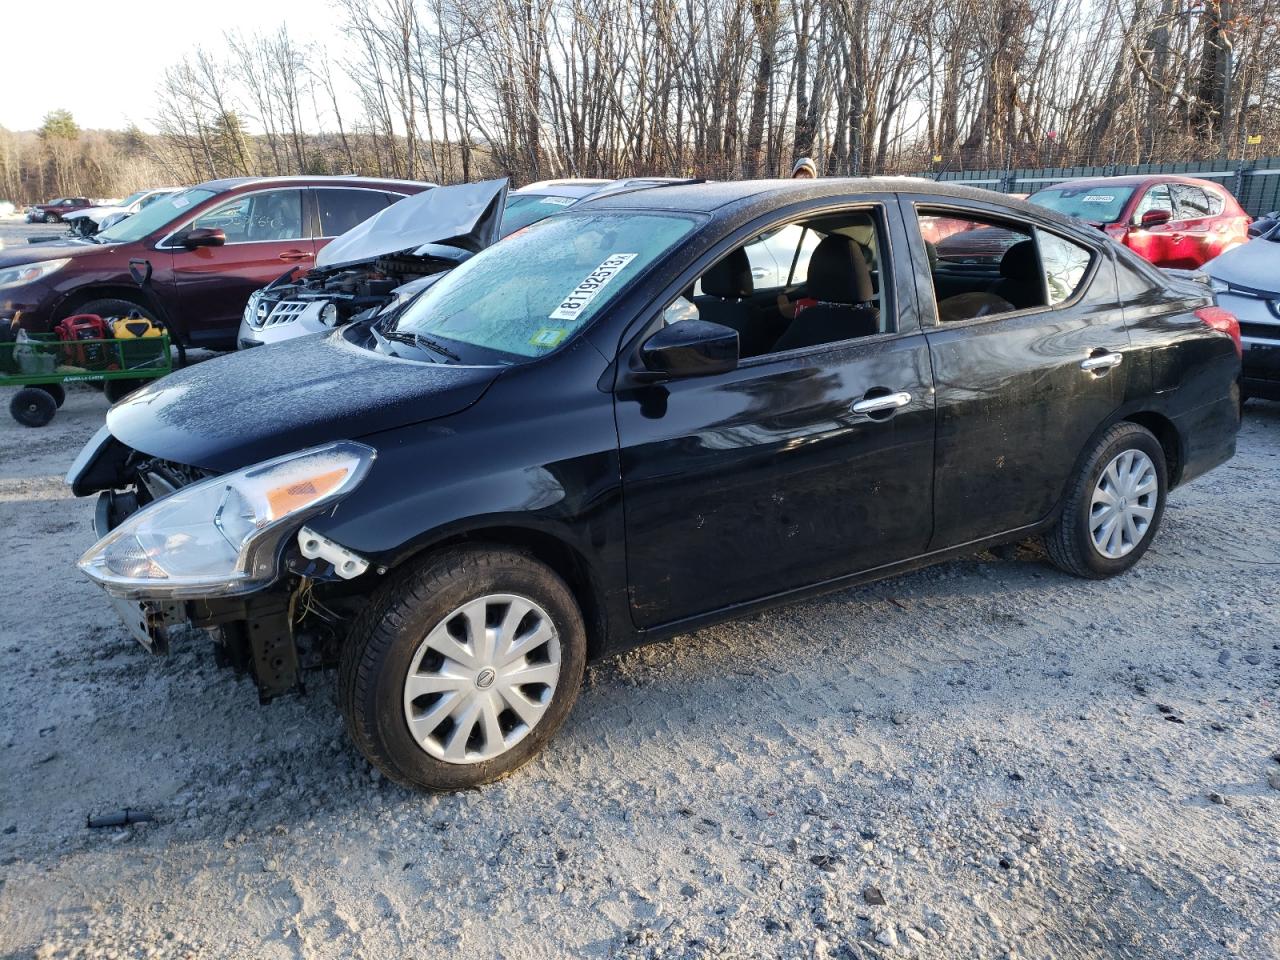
[317,188,394,238]
[1172,185,1212,219]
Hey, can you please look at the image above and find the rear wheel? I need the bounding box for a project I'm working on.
[43,212,58,224]
[1045,422,1168,578]
[339,545,587,791]
[103,378,145,404]
[10,388,57,427]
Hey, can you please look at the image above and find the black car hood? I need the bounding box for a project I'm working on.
[106,329,500,471]
[0,237,105,266]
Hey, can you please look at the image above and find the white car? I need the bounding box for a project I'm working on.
[62,188,180,237]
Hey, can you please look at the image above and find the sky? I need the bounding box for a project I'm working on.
[4,0,350,132]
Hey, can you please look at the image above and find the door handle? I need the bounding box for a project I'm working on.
[852,391,912,414]
[278,250,313,262]
[1080,351,1123,372]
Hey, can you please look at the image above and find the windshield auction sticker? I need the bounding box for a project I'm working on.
[550,253,637,321]
[1081,195,1115,203]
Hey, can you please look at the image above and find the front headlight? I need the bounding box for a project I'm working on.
[78,441,375,599]
[0,258,71,290]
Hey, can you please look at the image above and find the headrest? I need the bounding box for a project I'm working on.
[806,235,874,305]
[1000,240,1039,279]
[701,247,752,299]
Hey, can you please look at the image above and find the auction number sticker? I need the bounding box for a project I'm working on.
[540,196,576,206]
[550,253,637,321]
[1081,194,1115,203]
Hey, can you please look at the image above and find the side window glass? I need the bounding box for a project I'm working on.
[1036,229,1094,305]
[191,190,304,243]
[917,210,1039,322]
[1134,185,1173,222]
[1173,185,1211,219]
[318,189,390,237]
[681,208,888,358]
[742,234,780,289]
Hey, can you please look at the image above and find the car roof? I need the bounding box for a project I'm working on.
[580,176,1080,226]
[510,179,613,199]
[194,175,436,194]
[1032,174,1229,191]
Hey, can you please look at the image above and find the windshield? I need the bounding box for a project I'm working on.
[97,188,217,244]
[500,193,581,237]
[1029,186,1136,223]
[393,211,699,360]
[117,191,149,207]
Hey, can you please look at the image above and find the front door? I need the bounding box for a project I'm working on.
[170,188,316,346]
[615,203,935,629]
[904,200,1132,549]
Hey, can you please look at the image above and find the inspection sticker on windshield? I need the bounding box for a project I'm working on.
[550,253,637,321]
[1081,195,1115,203]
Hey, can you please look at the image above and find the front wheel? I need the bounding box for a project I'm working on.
[43,212,58,224]
[339,546,587,791]
[1045,422,1168,579]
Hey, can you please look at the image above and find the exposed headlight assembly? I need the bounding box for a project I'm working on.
[0,258,70,290]
[78,441,375,599]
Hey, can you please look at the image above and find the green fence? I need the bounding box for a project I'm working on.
[919,157,1280,216]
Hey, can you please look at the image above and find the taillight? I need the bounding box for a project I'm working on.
[1196,306,1242,357]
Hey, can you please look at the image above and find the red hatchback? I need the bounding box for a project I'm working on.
[1029,175,1250,269]
[2,176,431,349]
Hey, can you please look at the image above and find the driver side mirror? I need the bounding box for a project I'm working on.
[180,227,226,249]
[1138,209,1172,229]
[638,320,739,380]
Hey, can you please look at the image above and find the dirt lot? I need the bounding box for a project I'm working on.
[0,217,1277,958]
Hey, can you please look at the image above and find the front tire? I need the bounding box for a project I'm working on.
[43,212,58,224]
[1045,422,1168,579]
[339,546,587,791]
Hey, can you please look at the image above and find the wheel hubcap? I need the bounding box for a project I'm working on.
[1089,449,1158,559]
[402,594,561,765]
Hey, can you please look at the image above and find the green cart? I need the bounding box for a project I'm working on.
[1,331,173,427]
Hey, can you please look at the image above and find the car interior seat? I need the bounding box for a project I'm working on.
[772,235,879,352]
[694,248,782,357]
[988,240,1043,310]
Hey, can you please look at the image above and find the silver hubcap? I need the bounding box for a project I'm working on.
[402,594,561,765]
[1089,449,1158,559]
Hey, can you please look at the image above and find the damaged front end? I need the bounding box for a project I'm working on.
[238,178,508,349]
[69,429,377,702]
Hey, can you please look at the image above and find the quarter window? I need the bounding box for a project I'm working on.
[190,189,305,243]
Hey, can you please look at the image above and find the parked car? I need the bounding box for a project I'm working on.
[1203,220,1280,403]
[25,197,93,223]
[1029,175,1250,268]
[1,176,431,349]
[1248,210,1279,237]
[62,188,181,237]
[68,179,1240,791]
[238,180,508,349]
[239,177,695,348]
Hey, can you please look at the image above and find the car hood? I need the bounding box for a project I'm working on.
[317,179,509,270]
[0,237,104,264]
[65,205,127,223]
[106,328,501,472]
[1203,235,1279,294]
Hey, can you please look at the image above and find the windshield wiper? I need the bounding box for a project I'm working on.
[384,329,461,363]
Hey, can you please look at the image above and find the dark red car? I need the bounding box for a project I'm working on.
[1029,175,1250,269]
[2,177,431,348]
[25,197,93,223]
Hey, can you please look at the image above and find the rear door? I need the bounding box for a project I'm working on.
[901,198,1132,548]
[169,187,317,346]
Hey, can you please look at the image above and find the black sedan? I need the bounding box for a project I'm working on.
[68,178,1241,791]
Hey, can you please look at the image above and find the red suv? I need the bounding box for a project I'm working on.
[25,197,93,223]
[2,177,431,348]
[1029,175,1250,268]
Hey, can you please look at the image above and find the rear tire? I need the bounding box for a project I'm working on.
[10,388,57,427]
[103,379,145,404]
[43,212,58,224]
[1045,422,1168,579]
[339,545,587,791]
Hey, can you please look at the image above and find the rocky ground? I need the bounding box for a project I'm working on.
[0,216,1277,958]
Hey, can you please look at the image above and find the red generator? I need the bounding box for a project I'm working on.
[55,314,117,370]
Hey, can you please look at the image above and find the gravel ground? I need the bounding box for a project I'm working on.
[1,216,1278,958]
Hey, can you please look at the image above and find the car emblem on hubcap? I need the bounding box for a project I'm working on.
[475,667,496,689]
